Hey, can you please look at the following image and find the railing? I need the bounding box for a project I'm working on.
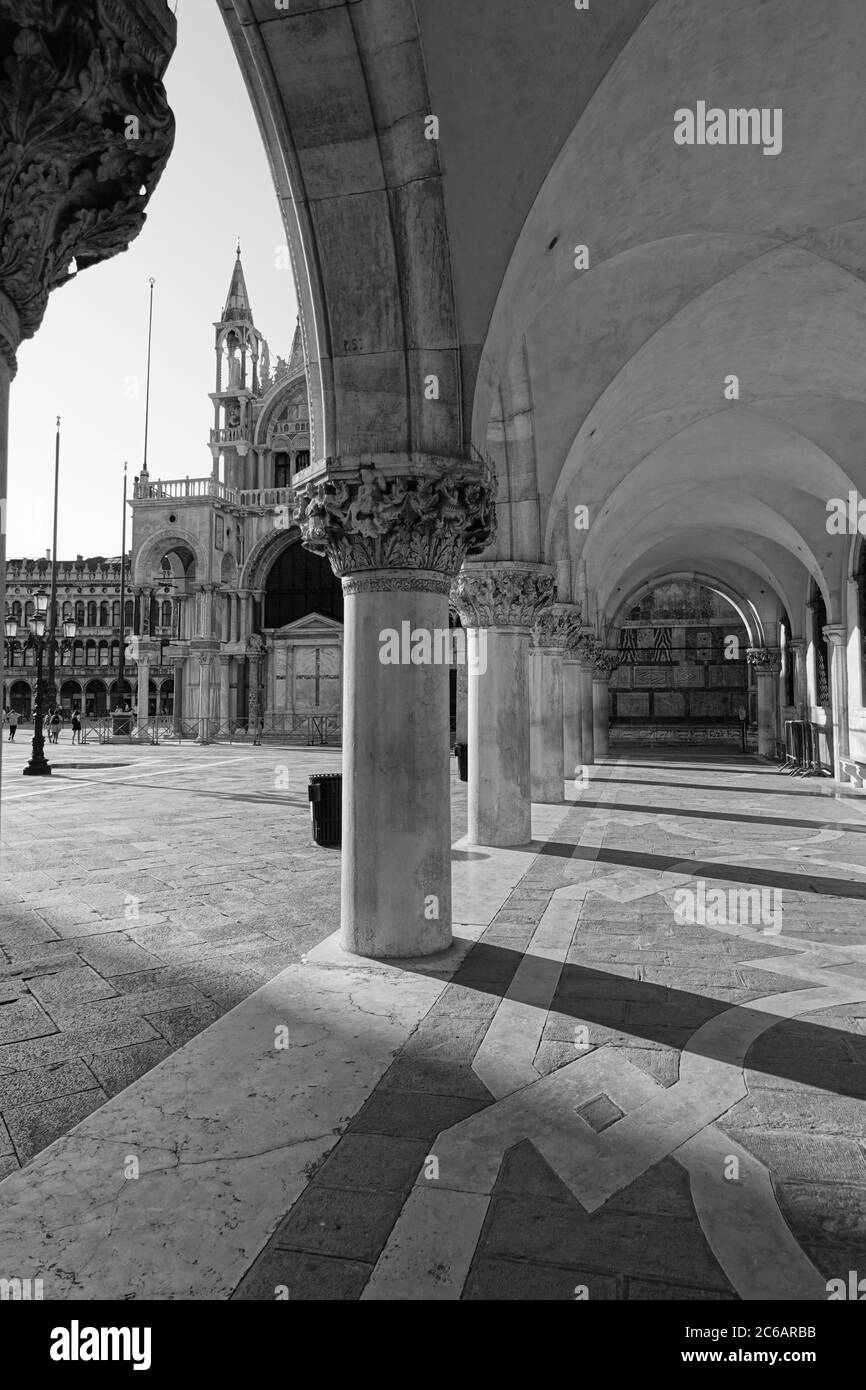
[133,478,238,501]
[237,487,294,509]
[209,426,248,445]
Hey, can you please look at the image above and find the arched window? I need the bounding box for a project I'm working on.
[87,601,98,626]
[25,601,34,621]
[264,539,343,627]
[124,600,134,628]
[62,600,73,620]
[86,641,98,666]
[24,645,35,666]
[274,451,290,488]
[112,600,120,625]
[294,450,310,473]
[75,601,85,625]
[110,642,120,665]
[11,600,21,620]
[98,642,109,665]
[161,600,172,628]
[73,642,84,667]
[99,601,110,626]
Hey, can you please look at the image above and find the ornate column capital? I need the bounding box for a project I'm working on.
[0,1,176,372]
[822,624,847,648]
[787,637,807,652]
[293,457,496,580]
[592,649,620,679]
[533,602,583,652]
[568,633,603,669]
[747,646,782,674]
[450,562,554,631]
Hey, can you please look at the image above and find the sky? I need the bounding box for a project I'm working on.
[6,0,297,561]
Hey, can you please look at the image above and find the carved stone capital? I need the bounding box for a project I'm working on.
[533,603,583,651]
[568,634,603,668]
[0,2,176,369]
[292,458,496,579]
[822,624,847,648]
[592,649,620,679]
[450,562,554,631]
[746,646,782,673]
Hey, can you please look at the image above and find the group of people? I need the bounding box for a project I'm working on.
[2,705,83,744]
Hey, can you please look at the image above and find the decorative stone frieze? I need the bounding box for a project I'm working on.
[0,0,176,369]
[292,461,496,578]
[450,563,554,630]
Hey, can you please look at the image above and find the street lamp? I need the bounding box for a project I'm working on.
[20,593,76,777]
[4,613,19,710]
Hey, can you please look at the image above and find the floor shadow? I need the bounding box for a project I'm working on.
[564,797,866,834]
[401,940,866,1101]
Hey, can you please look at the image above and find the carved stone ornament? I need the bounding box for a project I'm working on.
[533,603,584,651]
[592,648,621,677]
[746,646,782,672]
[570,634,604,667]
[450,564,555,630]
[0,0,176,369]
[292,460,496,578]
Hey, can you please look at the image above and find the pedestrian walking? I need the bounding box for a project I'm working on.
[8,707,18,741]
[49,707,62,744]
[71,708,82,745]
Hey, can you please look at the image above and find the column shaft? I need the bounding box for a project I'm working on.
[530,648,564,803]
[592,677,610,758]
[469,627,532,845]
[340,573,452,958]
[562,660,583,781]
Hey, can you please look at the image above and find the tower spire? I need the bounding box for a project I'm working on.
[222,245,252,324]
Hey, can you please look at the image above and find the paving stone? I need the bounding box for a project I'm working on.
[144,1002,222,1048]
[26,965,117,1011]
[377,1055,491,1100]
[311,1134,430,1193]
[39,986,208,1030]
[481,1192,733,1290]
[0,1018,162,1071]
[271,1184,407,1263]
[4,1088,109,1163]
[232,1248,371,1301]
[0,1060,99,1109]
[724,1130,866,1183]
[0,996,58,1045]
[463,1254,618,1300]
[626,1278,739,1300]
[576,1093,624,1133]
[85,1040,172,1097]
[76,935,163,976]
[348,1089,488,1140]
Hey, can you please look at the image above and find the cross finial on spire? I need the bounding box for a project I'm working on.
[236,238,241,258]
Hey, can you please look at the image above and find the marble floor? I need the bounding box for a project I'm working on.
[1,741,865,1299]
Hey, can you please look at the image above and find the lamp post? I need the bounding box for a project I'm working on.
[10,595,77,777]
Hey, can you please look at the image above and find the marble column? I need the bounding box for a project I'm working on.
[171,658,184,736]
[592,651,617,759]
[230,593,240,644]
[452,564,555,846]
[0,335,11,790]
[134,657,149,732]
[530,604,582,803]
[747,648,782,757]
[197,655,212,743]
[218,655,231,730]
[248,635,263,743]
[788,637,808,718]
[295,462,495,957]
[238,589,250,645]
[572,635,600,767]
[455,662,468,745]
[562,656,583,783]
[221,593,231,643]
[823,625,849,778]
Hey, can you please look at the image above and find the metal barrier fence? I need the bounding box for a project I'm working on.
[62,714,342,748]
[781,718,822,776]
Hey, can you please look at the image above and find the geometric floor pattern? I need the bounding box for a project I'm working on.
[2,742,865,1298]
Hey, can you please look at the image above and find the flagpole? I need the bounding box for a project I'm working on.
[142,276,155,476]
[45,415,61,709]
[117,462,128,710]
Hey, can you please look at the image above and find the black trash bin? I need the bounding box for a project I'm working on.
[454,742,468,782]
[309,772,342,847]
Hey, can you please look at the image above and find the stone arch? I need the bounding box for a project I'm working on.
[133,529,205,587]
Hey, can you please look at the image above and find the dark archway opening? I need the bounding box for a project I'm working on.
[264,539,343,628]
